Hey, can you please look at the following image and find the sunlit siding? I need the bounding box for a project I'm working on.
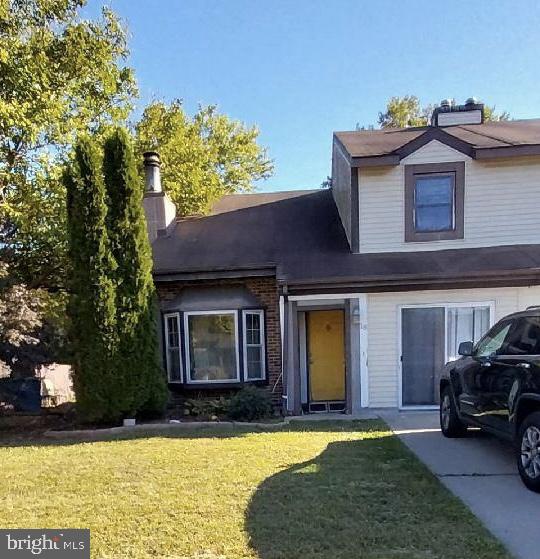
[358,140,540,253]
[366,285,540,407]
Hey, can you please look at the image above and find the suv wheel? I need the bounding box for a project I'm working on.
[517,411,540,492]
[440,385,467,437]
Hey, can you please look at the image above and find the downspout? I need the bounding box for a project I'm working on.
[279,285,288,414]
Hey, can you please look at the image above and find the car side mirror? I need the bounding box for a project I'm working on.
[458,341,473,356]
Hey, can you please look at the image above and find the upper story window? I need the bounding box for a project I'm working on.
[414,174,454,232]
[405,162,465,242]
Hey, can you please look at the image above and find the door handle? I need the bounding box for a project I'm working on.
[517,362,531,369]
[481,361,492,368]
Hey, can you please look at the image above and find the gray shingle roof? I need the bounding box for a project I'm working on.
[336,119,540,159]
[152,189,540,291]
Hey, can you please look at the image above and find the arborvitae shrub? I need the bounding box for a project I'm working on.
[65,130,167,422]
[103,128,167,418]
[64,136,117,422]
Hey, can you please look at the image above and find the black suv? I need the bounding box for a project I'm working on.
[439,308,540,492]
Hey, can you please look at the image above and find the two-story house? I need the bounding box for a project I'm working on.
[143,100,540,415]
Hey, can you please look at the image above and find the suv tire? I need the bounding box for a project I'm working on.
[440,385,467,437]
[517,411,540,493]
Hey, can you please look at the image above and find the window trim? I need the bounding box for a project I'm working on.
[404,162,465,242]
[242,310,266,381]
[164,312,183,383]
[183,310,241,384]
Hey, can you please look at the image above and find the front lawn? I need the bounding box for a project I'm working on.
[1,421,508,559]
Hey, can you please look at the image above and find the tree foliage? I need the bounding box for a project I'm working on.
[64,135,117,421]
[65,130,167,422]
[378,96,510,129]
[103,128,167,418]
[0,0,136,288]
[0,261,67,378]
[377,96,429,128]
[135,100,273,216]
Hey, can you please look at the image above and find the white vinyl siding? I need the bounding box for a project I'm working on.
[358,140,540,253]
[366,285,540,408]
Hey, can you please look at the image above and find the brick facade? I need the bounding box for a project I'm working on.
[155,276,283,407]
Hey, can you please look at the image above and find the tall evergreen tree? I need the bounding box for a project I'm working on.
[64,137,117,421]
[103,128,167,417]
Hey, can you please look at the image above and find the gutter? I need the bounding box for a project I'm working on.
[285,268,540,296]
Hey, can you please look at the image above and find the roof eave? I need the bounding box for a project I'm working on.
[153,264,278,282]
[340,128,540,168]
[474,144,540,160]
[284,267,540,295]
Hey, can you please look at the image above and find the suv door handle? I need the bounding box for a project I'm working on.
[481,361,492,367]
[517,362,531,369]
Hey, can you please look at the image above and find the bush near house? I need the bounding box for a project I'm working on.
[227,385,274,421]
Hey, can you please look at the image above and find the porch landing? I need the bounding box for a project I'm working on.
[285,410,380,422]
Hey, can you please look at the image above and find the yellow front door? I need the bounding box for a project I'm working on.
[307,310,345,401]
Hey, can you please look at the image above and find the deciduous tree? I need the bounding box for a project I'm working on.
[377,96,510,129]
[135,101,273,216]
[0,0,136,288]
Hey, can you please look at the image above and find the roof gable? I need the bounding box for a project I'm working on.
[400,139,471,165]
[335,118,540,167]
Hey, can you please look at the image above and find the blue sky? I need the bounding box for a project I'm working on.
[86,0,540,191]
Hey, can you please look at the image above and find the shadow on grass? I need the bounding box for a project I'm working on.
[245,433,509,559]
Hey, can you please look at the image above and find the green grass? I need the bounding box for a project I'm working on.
[0,421,509,559]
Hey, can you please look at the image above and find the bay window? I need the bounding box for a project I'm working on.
[164,313,182,382]
[164,307,267,385]
[243,310,265,380]
[185,311,240,383]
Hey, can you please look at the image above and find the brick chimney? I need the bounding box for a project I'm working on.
[142,151,177,242]
[431,97,484,127]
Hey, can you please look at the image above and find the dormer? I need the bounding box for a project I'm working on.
[332,104,540,254]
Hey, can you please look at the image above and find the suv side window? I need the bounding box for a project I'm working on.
[504,316,540,356]
[474,320,513,357]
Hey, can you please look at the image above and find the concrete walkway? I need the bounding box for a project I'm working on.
[380,410,540,559]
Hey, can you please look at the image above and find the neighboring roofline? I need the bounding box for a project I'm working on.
[153,264,277,282]
[282,267,540,296]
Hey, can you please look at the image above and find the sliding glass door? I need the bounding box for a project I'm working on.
[401,304,491,407]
